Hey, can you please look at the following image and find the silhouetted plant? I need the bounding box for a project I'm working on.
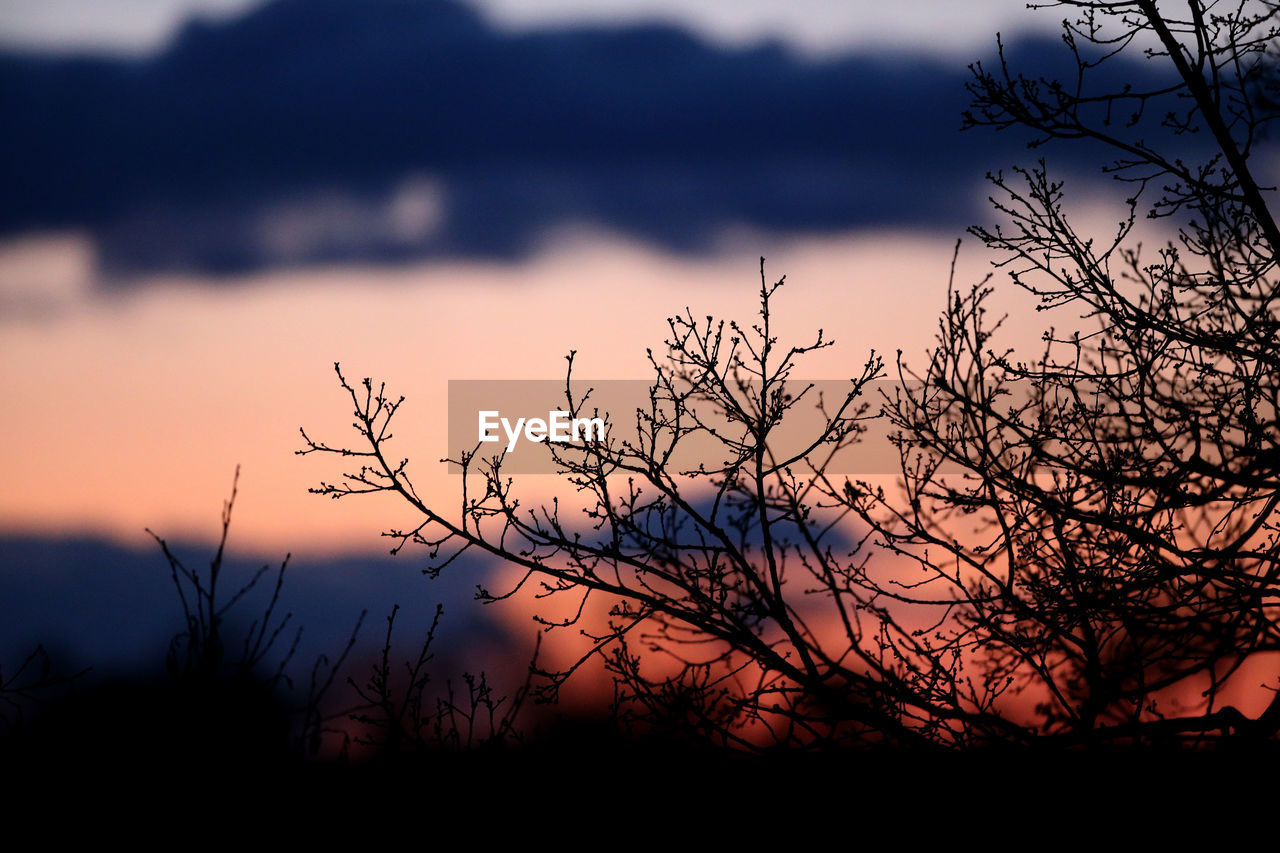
[339,604,529,757]
[300,265,965,750]
[143,466,368,759]
[300,1,1280,751]
[148,467,305,688]
[147,467,527,760]
[0,645,85,738]
[844,0,1280,746]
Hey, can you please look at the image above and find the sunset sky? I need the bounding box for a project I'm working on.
[0,0,1183,688]
[0,0,1112,549]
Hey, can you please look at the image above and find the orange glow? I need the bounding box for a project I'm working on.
[1,226,1039,556]
[5,211,1272,744]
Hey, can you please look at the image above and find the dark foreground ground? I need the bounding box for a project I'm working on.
[6,674,1280,834]
[5,530,1277,832]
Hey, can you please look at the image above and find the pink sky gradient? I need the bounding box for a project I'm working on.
[0,223,1063,556]
[4,210,1273,736]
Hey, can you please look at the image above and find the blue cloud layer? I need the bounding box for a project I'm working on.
[0,0,1172,278]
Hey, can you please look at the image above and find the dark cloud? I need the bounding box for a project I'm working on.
[0,532,500,679]
[0,0,1173,279]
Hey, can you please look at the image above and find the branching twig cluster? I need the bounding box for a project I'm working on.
[300,1,1280,750]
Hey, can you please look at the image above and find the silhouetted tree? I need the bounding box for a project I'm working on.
[301,1,1280,750]
[299,267,952,750]
[845,0,1280,746]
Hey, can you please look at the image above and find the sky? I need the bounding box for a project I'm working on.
[0,0,1059,57]
[2,0,1109,553]
[0,0,1217,694]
